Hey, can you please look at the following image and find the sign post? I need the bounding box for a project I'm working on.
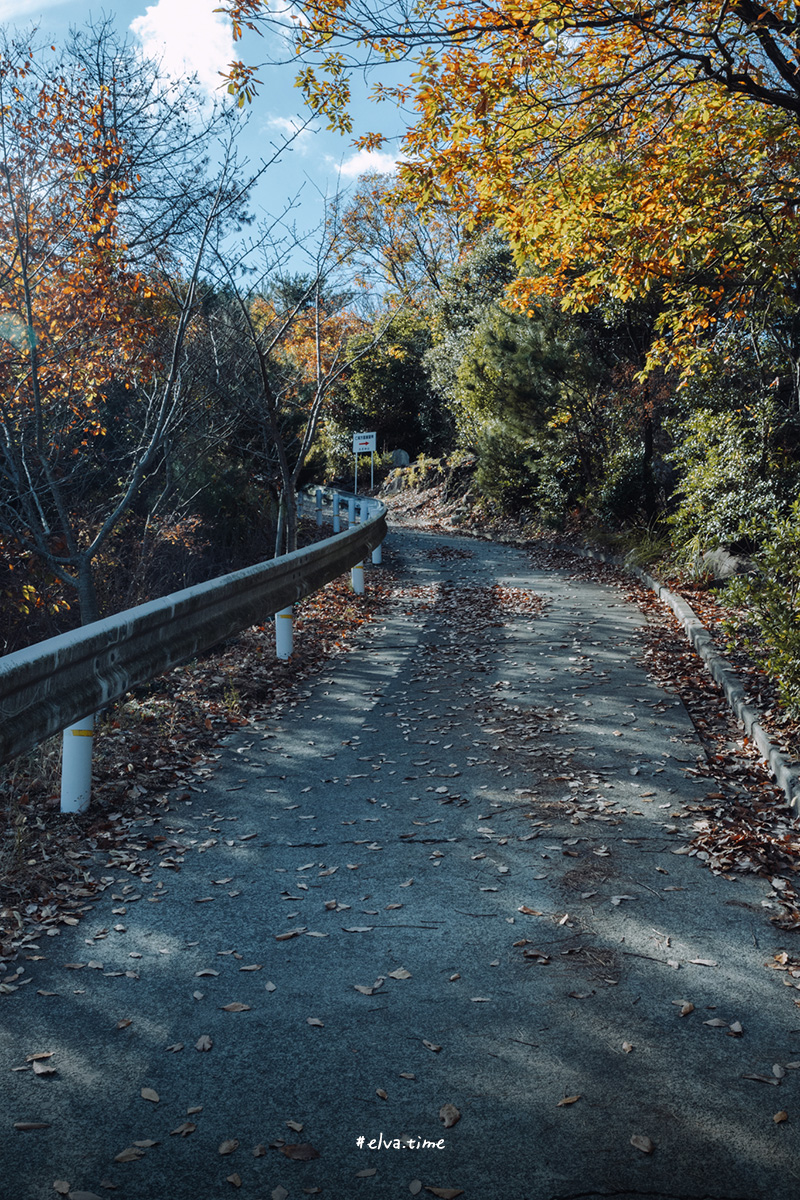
[352,431,376,494]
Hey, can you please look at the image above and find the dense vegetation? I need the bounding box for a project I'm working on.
[5,7,800,716]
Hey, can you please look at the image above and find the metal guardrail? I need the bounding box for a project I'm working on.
[0,501,386,771]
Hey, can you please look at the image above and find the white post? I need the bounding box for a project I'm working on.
[275,606,293,659]
[359,499,368,524]
[348,498,356,526]
[315,488,323,527]
[354,454,358,497]
[351,561,365,594]
[60,715,95,813]
[372,541,383,565]
[332,492,340,533]
[371,451,374,491]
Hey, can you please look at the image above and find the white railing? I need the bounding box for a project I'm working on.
[0,498,386,811]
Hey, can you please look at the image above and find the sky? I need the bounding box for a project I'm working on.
[0,0,405,261]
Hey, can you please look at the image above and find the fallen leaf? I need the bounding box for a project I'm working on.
[221,1003,251,1012]
[410,1184,423,1197]
[343,926,373,933]
[774,1111,789,1123]
[356,1168,377,1177]
[680,1003,694,1017]
[170,1122,197,1137]
[239,964,262,972]
[622,1042,634,1053]
[388,968,412,980]
[195,1035,213,1051]
[774,1064,787,1079]
[165,1043,183,1053]
[32,1059,57,1076]
[728,1021,743,1036]
[113,1147,144,1163]
[272,1188,289,1200]
[280,1143,320,1161]
[140,1088,159,1103]
[226,1175,242,1188]
[26,1052,54,1062]
[116,1019,132,1030]
[439,1103,461,1128]
[307,1017,324,1027]
[53,1183,70,1196]
[630,1135,654,1154]
[195,969,219,977]
[703,1019,728,1028]
[556,1095,581,1107]
[265,981,277,992]
[253,1144,267,1156]
[688,958,718,967]
[187,1106,203,1115]
[423,1040,442,1053]
[743,1073,781,1085]
[376,1088,388,1100]
[218,1139,239,1155]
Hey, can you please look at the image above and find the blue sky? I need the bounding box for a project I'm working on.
[0,0,405,254]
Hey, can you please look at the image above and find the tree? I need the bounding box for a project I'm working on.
[0,28,248,625]
[212,198,401,553]
[219,0,800,387]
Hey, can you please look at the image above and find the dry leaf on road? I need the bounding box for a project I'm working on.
[279,1142,320,1161]
[556,1095,581,1107]
[423,1040,442,1052]
[630,1135,654,1153]
[195,1035,213,1051]
[170,1122,196,1137]
[221,1002,251,1012]
[439,1103,461,1128]
[140,1088,159,1103]
[218,1139,239,1155]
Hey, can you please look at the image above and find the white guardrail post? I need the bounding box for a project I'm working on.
[347,497,355,526]
[274,606,294,659]
[332,492,340,533]
[60,714,95,813]
[315,489,323,527]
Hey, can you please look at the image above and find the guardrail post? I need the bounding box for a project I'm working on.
[372,539,383,565]
[351,561,365,594]
[332,492,340,533]
[315,489,323,527]
[359,499,368,524]
[60,715,94,813]
[275,606,293,659]
[348,498,356,526]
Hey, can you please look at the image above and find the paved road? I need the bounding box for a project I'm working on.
[1,528,798,1200]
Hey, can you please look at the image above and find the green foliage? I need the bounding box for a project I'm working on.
[330,308,450,459]
[473,425,541,514]
[725,502,800,716]
[667,396,800,555]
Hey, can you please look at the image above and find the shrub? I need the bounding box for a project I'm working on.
[725,501,800,716]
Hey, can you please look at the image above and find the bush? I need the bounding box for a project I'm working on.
[725,501,800,716]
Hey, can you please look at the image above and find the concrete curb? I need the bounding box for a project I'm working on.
[562,543,800,813]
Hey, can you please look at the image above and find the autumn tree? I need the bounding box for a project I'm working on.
[0,28,248,626]
[218,1,800,390]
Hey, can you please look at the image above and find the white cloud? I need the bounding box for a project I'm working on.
[332,148,399,179]
[130,0,235,96]
[0,0,69,20]
[267,114,318,153]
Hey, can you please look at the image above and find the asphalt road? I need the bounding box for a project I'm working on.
[0,527,797,1200]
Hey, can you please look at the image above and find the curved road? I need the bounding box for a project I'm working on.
[0,528,796,1200]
